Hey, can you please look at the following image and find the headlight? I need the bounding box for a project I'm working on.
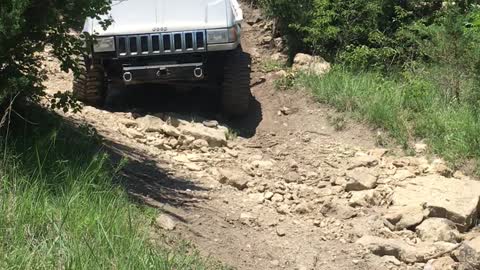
[93,37,115,52]
[207,27,238,44]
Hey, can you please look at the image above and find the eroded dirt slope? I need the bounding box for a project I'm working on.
[43,3,480,270]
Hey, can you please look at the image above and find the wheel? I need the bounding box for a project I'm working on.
[221,47,252,116]
[72,56,105,106]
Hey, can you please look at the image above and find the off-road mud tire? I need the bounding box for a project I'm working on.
[221,47,251,116]
[72,57,105,106]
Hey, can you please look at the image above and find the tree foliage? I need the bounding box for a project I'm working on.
[0,0,111,109]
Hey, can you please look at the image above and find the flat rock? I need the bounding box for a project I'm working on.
[178,122,227,147]
[345,167,378,191]
[136,115,181,137]
[416,218,460,243]
[347,155,379,170]
[320,202,357,220]
[356,235,452,264]
[425,256,457,270]
[393,169,416,181]
[467,236,480,253]
[384,205,427,231]
[185,163,202,171]
[239,212,257,226]
[119,127,143,139]
[391,175,480,231]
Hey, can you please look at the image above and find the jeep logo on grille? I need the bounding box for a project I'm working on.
[152,27,168,32]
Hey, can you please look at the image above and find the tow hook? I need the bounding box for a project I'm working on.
[156,67,168,77]
[123,72,132,82]
[194,67,203,78]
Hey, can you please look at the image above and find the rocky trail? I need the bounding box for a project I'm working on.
[42,3,480,270]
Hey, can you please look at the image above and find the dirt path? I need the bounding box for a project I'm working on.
[43,3,480,270]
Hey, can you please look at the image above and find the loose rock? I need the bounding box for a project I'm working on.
[349,190,381,207]
[345,168,378,191]
[384,205,427,231]
[276,227,286,237]
[155,214,177,231]
[218,168,249,190]
[264,191,274,200]
[202,120,219,128]
[292,53,331,76]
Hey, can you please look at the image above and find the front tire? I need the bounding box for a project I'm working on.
[221,47,252,116]
[72,57,105,106]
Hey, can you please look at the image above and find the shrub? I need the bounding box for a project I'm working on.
[261,0,480,69]
[261,0,314,59]
[0,0,111,109]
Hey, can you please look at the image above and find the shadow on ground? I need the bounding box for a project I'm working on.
[14,105,214,216]
[106,138,209,212]
[106,83,263,138]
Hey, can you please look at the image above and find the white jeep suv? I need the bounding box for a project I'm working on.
[74,0,251,116]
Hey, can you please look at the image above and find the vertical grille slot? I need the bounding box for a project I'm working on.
[118,37,127,55]
[129,37,138,55]
[196,32,204,49]
[152,35,160,52]
[163,35,171,52]
[174,33,182,51]
[117,31,206,57]
[185,33,193,50]
[140,36,149,53]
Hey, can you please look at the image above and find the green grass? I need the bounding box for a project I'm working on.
[259,59,286,73]
[0,107,225,270]
[297,68,480,171]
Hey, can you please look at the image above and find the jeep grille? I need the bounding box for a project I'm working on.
[116,31,206,57]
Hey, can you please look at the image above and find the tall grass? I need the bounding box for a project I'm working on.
[0,108,223,269]
[297,68,480,170]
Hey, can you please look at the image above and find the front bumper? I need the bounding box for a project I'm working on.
[122,62,204,85]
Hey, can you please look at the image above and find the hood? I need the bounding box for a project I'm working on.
[85,0,240,36]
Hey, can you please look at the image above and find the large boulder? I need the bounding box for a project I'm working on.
[391,175,480,231]
[452,243,480,270]
[416,218,460,243]
[292,53,331,76]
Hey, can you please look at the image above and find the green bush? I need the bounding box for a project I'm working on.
[261,0,314,59]
[261,0,480,69]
